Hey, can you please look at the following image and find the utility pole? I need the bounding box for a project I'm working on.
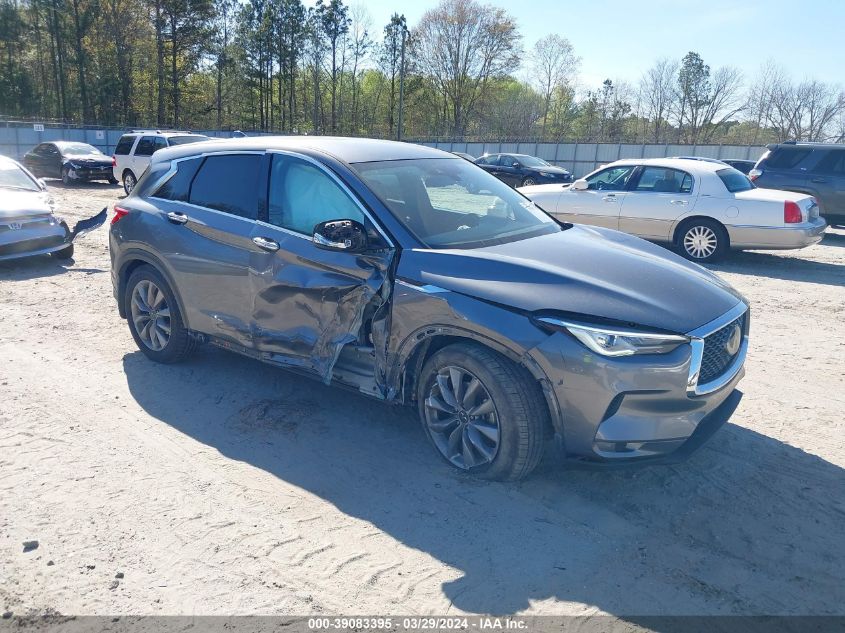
[397,16,408,141]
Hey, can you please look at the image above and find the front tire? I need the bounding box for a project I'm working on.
[51,243,74,259]
[676,218,728,263]
[521,177,536,187]
[108,176,119,185]
[125,266,196,364]
[418,343,548,481]
[123,171,137,195]
[61,166,73,186]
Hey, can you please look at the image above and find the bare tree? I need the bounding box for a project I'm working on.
[528,33,579,140]
[639,57,678,142]
[698,66,745,142]
[412,0,521,137]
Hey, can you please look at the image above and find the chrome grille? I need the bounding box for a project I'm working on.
[699,313,746,384]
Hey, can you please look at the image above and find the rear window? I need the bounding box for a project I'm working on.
[765,147,812,169]
[167,135,209,146]
[717,168,754,193]
[114,136,135,155]
[189,154,261,219]
[152,157,203,201]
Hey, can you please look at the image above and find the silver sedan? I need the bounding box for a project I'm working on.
[520,157,827,263]
[0,155,106,261]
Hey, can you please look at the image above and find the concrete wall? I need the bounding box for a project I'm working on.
[0,123,766,177]
[417,141,767,177]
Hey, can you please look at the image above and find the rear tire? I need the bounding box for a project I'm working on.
[108,176,119,185]
[125,265,196,364]
[123,171,137,195]
[676,218,728,263]
[418,342,548,481]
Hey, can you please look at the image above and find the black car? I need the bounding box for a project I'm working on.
[751,142,845,225]
[23,141,117,186]
[475,153,573,188]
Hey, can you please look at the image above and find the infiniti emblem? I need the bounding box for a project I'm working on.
[8,222,22,230]
[725,324,742,356]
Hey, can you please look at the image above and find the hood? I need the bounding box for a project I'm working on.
[65,153,110,163]
[733,187,813,204]
[531,165,570,175]
[404,225,744,334]
[0,189,54,219]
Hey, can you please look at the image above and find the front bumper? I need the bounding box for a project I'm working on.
[0,209,107,261]
[727,217,827,250]
[67,164,114,181]
[528,304,748,464]
[535,174,574,185]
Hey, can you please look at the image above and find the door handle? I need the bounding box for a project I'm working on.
[252,236,280,252]
[166,212,188,224]
[670,199,688,205]
[602,195,617,203]
[811,177,827,183]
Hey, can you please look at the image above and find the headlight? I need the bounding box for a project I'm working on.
[539,172,553,178]
[534,316,689,357]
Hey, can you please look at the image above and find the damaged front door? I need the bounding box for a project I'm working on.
[249,152,395,382]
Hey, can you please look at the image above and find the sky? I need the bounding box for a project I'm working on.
[357,0,844,90]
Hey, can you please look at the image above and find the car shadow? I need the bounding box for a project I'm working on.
[0,255,106,281]
[47,180,121,190]
[122,348,844,616]
[821,231,845,247]
[708,251,845,287]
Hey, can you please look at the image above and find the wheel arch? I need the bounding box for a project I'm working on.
[671,214,731,248]
[116,250,188,325]
[395,327,562,439]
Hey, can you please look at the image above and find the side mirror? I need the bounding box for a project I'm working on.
[571,179,589,191]
[512,162,520,168]
[37,178,48,191]
[313,219,368,252]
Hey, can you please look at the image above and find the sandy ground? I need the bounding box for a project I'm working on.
[1,181,844,619]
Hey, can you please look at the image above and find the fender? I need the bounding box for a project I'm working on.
[389,323,565,439]
[115,247,189,325]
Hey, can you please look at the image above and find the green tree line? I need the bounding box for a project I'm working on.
[1,0,843,143]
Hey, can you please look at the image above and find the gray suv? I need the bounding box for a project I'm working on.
[751,142,845,225]
[109,137,749,480]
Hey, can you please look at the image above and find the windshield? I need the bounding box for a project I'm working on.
[60,142,101,155]
[518,155,551,168]
[354,158,561,249]
[717,168,755,193]
[0,161,40,191]
[168,135,209,146]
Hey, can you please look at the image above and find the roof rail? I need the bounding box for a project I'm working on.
[128,129,196,134]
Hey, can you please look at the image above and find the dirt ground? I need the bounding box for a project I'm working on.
[1,181,843,619]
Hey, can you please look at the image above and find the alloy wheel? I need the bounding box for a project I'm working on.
[424,366,500,470]
[124,173,136,195]
[683,225,718,259]
[130,280,171,352]
[522,177,536,187]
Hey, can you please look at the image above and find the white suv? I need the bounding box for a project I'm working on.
[112,130,209,194]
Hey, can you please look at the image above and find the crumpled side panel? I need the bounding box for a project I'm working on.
[250,250,393,384]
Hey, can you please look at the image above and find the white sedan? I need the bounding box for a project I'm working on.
[519,157,827,262]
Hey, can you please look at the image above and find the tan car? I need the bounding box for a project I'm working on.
[520,157,827,262]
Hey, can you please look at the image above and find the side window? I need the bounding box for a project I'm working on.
[189,154,261,219]
[499,155,516,167]
[114,136,135,155]
[634,167,693,193]
[813,150,845,175]
[476,155,495,166]
[766,148,812,169]
[267,154,364,235]
[135,136,158,157]
[153,137,168,153]
[586,166,636,191]
[153,157,203,201]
